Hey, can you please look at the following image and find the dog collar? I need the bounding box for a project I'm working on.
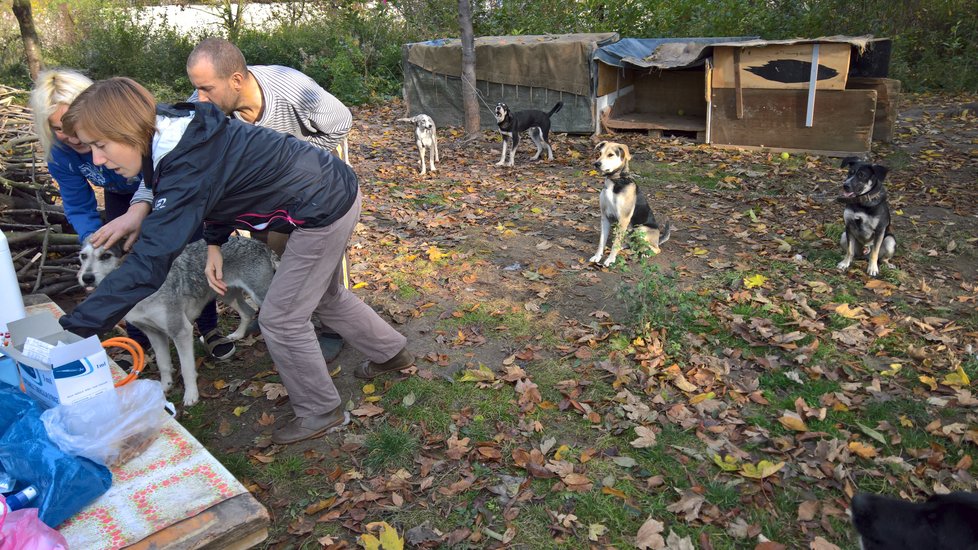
[837,181,887,207]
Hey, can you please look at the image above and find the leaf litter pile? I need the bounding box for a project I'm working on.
[167,94,978,549]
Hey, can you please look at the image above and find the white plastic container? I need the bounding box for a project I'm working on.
[1,230,26,387]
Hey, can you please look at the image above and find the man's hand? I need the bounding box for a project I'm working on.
[205,244,227,296]
[91,202,151,250]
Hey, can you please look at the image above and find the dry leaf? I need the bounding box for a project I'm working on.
[631,426,658,448]
[636,516,666,549]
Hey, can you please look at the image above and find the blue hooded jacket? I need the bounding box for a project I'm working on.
[59,101,358,337]
[47,143,141,242]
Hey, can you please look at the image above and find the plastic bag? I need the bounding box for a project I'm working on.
[41,380,173,468]
[0,495,69,550]
[0,387,112,528]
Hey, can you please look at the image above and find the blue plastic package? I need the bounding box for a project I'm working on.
[0,386,112,527]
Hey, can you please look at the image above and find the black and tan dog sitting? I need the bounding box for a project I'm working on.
[850,492,978,550]
[588,141,670,267]
[493,101,562,167]
[836,157,896,277]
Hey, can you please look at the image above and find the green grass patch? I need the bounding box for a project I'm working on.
[363,425,420,472]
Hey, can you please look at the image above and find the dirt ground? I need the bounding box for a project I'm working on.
[58,92,978,548]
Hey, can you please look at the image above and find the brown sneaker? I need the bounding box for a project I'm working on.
[272,407,349,445]
[353,348,415,380]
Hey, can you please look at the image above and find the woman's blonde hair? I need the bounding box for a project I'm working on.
[62,77,157,156]
[29,69,93,160]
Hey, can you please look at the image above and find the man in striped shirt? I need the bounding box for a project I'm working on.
[186,37,353,362]
[186,38,352,152]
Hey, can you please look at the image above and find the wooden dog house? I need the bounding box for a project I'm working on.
[596,36,896,156]
[594,37,756,140]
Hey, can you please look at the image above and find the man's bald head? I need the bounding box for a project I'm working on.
[187,37,250,114]
[187,37,247,78]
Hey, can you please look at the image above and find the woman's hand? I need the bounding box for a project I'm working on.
[91,202,151,250]
[205,244,227,296]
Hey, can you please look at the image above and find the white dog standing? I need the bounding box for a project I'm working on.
[398,114,439,175]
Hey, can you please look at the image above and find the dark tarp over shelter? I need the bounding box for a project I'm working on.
[402,33,618,134]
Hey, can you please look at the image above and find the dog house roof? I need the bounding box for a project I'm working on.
[596,35,881,70]
[595,37,758,69]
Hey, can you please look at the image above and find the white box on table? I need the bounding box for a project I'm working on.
[1,311,113,408]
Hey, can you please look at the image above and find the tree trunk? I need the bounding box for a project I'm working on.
[458,0,480,140]
[12,0,42,80]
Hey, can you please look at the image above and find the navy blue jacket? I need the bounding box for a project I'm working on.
[60,102,358,337]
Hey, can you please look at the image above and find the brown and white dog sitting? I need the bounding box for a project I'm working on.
[588,141,670,267]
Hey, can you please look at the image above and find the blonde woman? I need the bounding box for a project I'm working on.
[59,78,413,444]
[31,69,142,246]
[31,70,231,359]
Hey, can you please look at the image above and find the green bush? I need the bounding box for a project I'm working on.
[40,3,195,101]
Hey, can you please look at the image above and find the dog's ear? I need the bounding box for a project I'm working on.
[840,156,861,169]
[872,164,889,182]
[618,144,632,163]
[594,141,608,152]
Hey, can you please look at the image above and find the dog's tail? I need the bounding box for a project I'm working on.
[396,117,413,123]
[657,221,672,246]
[548,102,564,117]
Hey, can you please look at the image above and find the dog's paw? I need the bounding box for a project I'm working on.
[602,256,617,268]
[836,260,851,271]
[160,377,174,393]
[419,169,427,176]
[182,388,199,407]
[588,254,603,264]
[495,160,506,166]
[867,264,880,277]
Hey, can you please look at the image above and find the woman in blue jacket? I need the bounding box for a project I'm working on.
[31,70,231,360]
[59,77,414,445]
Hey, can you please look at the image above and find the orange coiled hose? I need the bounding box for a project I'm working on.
[102,337,145,387]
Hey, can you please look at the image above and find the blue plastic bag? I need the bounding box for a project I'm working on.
[0,387,112,528]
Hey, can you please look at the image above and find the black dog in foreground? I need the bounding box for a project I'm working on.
[493,101,562,167]
[851,492,978,549]
[836,156,896,277]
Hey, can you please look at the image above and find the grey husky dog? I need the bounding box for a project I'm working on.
[78,237,277,406]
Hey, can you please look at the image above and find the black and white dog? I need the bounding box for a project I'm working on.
[836,157,896,277]
[850,492,978,549]
[397,114,439,175]
[588,141,670,267]
[493,101,563,167]
[78,237,277,406]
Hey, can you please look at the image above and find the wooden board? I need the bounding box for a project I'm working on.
[596,61,634,97]
[601,108,705,132]
[710,88,876,156]
[713,43,851,90]
[128,493,269,550]
[847,77,901,142]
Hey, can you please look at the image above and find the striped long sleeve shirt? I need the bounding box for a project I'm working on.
[134,65,352,205]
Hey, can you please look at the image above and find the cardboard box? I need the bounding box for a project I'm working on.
[1,312,113,408]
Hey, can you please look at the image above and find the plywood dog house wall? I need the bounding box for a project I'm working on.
[709,37,890,155]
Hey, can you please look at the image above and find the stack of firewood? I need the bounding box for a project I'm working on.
[1,84,82,298]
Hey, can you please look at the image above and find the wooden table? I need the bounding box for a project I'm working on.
[23,295,269,550]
